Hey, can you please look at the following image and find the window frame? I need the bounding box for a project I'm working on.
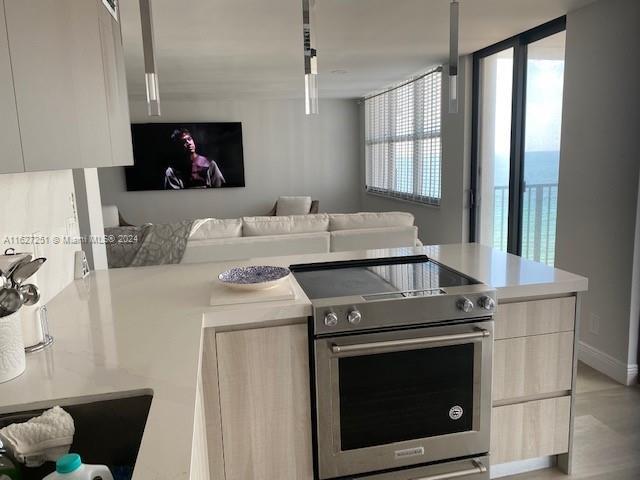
[364,67,443,206]
[469,16,567,254]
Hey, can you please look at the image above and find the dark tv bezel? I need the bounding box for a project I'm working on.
[125,121,246,192]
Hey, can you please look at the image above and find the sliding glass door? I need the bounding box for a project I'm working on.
[521,32,566,265]
[475,48,514,252]
[471,18,566,266]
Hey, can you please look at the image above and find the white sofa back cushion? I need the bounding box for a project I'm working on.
[329,212,415,231]
[190,218,242,240]
[182,232,330,264]
[330,226,418,252]
[275,196,312,216]
[242,214,329,236]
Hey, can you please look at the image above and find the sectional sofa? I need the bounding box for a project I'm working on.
[102,206,421,264]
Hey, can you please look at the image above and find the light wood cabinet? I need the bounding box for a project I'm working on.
[491,294,579,474]
[491,396,571,465]
[216,324,314,480]
[2,0,132,172]
[0,0,24,174]
[493,331,574,402]
[494,297,575,340]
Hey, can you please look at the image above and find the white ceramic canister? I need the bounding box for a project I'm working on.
[0,310,26,383]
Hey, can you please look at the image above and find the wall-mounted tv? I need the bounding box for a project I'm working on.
[125,122,245,191]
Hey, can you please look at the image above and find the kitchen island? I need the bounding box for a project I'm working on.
[0,244,588,480]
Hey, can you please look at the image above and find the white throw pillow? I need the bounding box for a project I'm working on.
[276,196,312,216]
[102,205,120,228]
[189,218,242,240]
[329,212,415,231]
[242,214,329,236]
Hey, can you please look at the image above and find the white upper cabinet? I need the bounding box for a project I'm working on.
[0,0,24,174]
[1,0,133,173]
[98,3,134,167]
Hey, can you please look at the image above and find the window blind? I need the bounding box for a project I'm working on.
[365,67,442,205]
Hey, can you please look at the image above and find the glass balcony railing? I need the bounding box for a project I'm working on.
[493,183,558,266]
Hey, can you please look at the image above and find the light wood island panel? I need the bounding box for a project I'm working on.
[216,323,313,480]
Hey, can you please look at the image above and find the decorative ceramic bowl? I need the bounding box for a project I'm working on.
[218,266,291,291]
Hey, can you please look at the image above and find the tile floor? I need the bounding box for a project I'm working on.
[504,363,640,479]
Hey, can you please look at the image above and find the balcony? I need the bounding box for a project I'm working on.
[493,183,558,266]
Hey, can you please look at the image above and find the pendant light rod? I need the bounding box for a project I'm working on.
[302,0,319,115]
[449,0,459,77]
[449,0,459,114]
[140,0,161,116]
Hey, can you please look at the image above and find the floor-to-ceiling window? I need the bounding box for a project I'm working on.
[471,18,566,266]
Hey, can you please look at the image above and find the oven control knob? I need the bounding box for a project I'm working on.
[324,312,339,327]
[347,309,362,325]
[478,296,495,311]
[457,297,475,313]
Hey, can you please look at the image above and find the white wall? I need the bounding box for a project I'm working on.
[556,0,640,383]
[73,168,108,270]
[359,58,472,245]
[0,170,81,305]
[98,98,361,224]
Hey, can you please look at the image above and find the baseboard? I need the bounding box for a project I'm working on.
[578,341,638,385]
[491,456,555,478]
[628,363,639,385]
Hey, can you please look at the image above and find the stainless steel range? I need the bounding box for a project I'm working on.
[291,255,495,480]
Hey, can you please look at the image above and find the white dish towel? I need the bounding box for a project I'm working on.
[0,406,75,467]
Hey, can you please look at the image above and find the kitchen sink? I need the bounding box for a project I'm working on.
[0,392,153,480]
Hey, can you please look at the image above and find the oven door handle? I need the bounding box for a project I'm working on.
[330,329,490,354]
[411,459,487,480]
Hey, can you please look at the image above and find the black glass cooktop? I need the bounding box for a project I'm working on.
[290,255,478,300]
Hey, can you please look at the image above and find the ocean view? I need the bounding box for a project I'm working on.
[493,150,560,265]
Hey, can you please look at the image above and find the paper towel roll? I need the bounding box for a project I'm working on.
[21,305,44,348]
[0,310,26,383]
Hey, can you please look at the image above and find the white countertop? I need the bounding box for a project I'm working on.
[0,244,588,479]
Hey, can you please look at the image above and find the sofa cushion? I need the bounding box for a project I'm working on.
[330,225,418,252]
[329,212,415,231]
[276,196,312,216]
[182,232,330,264]
[102,205,120,228]
[242,214,329,236]
[190,218,242,240]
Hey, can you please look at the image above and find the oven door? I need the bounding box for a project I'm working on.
[314,320,493,479]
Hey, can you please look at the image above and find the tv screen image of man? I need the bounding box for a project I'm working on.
[164,128,226,189]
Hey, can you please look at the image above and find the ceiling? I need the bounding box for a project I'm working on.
[119,0,598,101]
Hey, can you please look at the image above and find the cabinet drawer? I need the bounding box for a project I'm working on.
[493,331,573,402]
[491,396,570,465]
[495,297,575,340]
